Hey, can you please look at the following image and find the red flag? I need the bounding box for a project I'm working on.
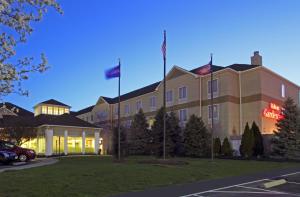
[161,31,166,59]
[195,60,212,75]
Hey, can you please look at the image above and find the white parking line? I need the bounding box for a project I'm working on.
[180,171,300,197]
[287,181,300,185]
[236,185,284,194]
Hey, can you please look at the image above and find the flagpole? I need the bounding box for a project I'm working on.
[118,58,121,160]
[163,30,166,160]
[210,53,214,161]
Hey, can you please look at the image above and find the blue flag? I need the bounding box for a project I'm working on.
[105,65,120,79]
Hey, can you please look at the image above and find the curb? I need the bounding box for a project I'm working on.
[263,179,287,188]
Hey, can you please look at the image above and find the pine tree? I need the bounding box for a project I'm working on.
[221,137,233,157]
[183,115,211,157]
[112,126,128,158]
[272,97,300,159]
[166,111,182,157]
[151,107,167,157]
[239,122,254,158]
[213,137,222,156]
[251,121,264,157]
[129,109,150,155]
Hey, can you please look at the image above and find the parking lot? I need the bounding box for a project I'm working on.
[181,172,300,197]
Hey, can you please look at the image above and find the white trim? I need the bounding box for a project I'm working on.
[207,78,219,99]
[178,85,188,103]
[208,104,220,122]
[156,65,199,90]
[135,100,142,113]
[239,71,243,135]
[37,124,102,130]
[149,96,157,111]
[178,108,188,123]
[166,89,174,106]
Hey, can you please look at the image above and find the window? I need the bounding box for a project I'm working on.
[114,105,119,115]
[65,108,70,114]
[48,106,53,115]
[59,108,65,115]
[91,115,94,122]
[53,107,58,115]
[150,96,156,110]
[179,109,188,122]
[208,105,219,120]
[281,84,285,98]
[124,104,130,115]
[136,101,142,112]
[42,106,47,114]
[208,79,218,98]
[179,86,187,101]
[166,90,173,103]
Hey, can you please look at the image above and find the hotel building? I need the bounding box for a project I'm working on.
[75,52,300,154]
[0,99,102,156]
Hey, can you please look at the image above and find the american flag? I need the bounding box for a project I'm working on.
[195,60,212,75]
[161,31,166,59]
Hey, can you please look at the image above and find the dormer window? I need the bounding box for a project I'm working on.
[42,106,47,114]
[34,99,71,116]
[48,106,53,115]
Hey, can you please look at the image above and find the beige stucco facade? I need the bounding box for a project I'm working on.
[76,65,300,154]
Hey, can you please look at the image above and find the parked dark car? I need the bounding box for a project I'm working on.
[0,140,36,162]
[0,150,18,165]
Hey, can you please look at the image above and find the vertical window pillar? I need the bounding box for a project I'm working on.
[94,131,100,155]
[64,130,68,155]
[82,131,86,154]
[45,129,53,156]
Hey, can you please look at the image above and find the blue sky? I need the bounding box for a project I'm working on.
[5,0,300,111]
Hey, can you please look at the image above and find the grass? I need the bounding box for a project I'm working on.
[0,156,298,197]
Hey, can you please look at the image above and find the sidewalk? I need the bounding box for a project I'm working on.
[0,158,58,173]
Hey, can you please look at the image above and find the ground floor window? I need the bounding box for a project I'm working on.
[68,137,82,153]
[85,137,95,153]
[53,136,64,154]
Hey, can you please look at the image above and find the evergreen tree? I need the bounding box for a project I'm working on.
[239,122,254,158]
[272,97,300,159]
[129,109,151,155]
[251,121,264,157]
[213,137,222,156]
[151,107,167,157]
[166,111,182,156]
[183,115,211,157]
[221,137,233,157]
[112,126,128,158]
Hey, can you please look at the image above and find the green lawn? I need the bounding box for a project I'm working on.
[0,156,298,197]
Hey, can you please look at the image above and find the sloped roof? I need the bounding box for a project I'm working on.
[0,102,33,117]
[34,114,100,128]
[227,64,261,71]
[0,113,100,129]
[98,82,160,105]
[37,99,70,107]
[190,64,225,74]
[73,105,95,116]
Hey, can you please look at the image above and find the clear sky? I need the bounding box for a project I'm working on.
[4,0,300,111]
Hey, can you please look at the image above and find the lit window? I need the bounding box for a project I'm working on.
[42,106,47,114]
[124,104,130,115]
[281,84,285,98]
[65,108,70,114]
[59,108,65,115]
[179,86,187,100]
[208,79,218,97]
[208,105,219,120]
[136,101,142,112]
[53,107,58,115]
[48,106,53,115]
[149,96,156,109]
[166,90,173,102]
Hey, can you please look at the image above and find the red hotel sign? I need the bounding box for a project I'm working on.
[263,103,284,120]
